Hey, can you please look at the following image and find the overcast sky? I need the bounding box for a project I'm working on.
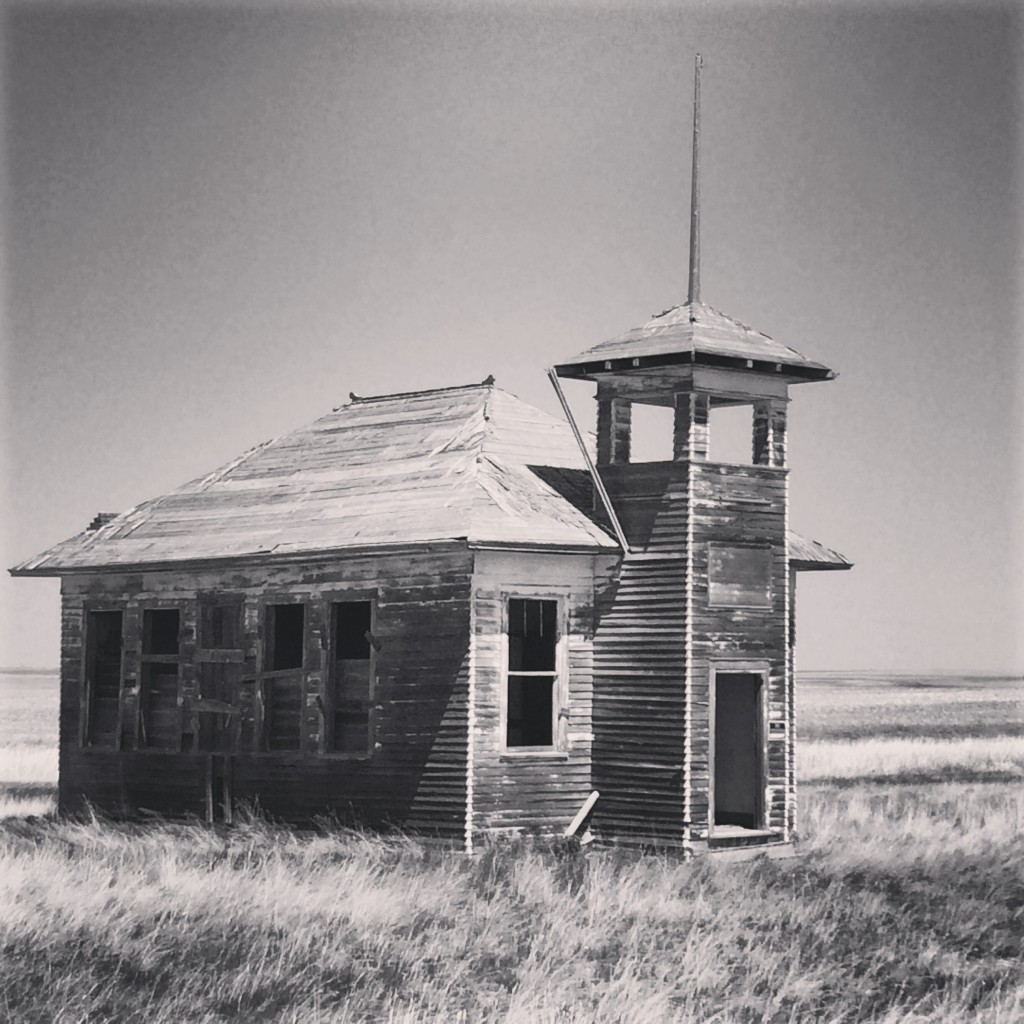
[2,0,1021,672]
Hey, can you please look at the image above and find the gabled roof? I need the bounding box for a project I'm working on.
[554,300,833,381]
[11,383,619,575]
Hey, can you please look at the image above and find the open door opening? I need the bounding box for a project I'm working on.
[713,672,763,830]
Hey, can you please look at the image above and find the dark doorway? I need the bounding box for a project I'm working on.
[713,672,763,829]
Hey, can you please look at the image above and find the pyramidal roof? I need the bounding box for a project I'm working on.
[555,300,833,380]
[12,383,618,575]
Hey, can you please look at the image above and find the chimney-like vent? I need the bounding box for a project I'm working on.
[87,512,118,531]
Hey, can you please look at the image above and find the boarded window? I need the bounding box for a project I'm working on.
[141,663,181,749]
[708,545,773,607]
[140,609,181,750]
[200,601,242,650]
[85,610,122,747]
[197,663,241,753]
[266,604,305,671]
[329,601,373,754]
[506,598,558,748]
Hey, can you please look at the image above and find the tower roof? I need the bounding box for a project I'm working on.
[554,300,833,382]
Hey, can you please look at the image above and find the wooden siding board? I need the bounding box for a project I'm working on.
[470,551,597,841]
[55,549,473,837]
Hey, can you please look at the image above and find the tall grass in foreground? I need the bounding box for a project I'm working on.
[2,784,1022,1024]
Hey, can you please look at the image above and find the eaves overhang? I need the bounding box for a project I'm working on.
[553,348,834,384]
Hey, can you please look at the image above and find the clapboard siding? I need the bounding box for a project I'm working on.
[469,550,603,843]
[591,463,690,846]
[589,457,791,847]
[690,462,788,836]
[57,548,473,836]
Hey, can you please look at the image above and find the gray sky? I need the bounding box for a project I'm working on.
[2,1,1021,672]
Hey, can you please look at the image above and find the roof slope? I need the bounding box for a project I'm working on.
[12,384,618,574]
[555,300,832,377]
[788,531,852,571]
[12,381,850,576]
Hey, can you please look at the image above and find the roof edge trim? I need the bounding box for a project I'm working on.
[8,538,474,578]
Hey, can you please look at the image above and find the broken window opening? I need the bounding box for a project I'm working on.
[506,597,559,749]
[329,600,374,755]
[140,608,181,750]
[266,603,305,672]
[261,603,305,752]
[628,402,675,463]
[144,608,180,656]
[708,402,754,465]
[84,610,123,747]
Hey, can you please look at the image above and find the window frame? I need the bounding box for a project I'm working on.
[256,597,309,753]
[707,660,771,836]
[323,591,378,759]
[706,542,775,610]
[499,590,569,756]
[80,604,126,749]
[138,604,187,751]
[196,594,245,658]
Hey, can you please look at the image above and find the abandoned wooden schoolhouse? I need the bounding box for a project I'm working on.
[11,57,850,854]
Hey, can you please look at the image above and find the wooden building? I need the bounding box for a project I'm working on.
[10,57,850,854]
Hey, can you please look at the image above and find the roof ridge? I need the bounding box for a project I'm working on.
[341,377,497,408]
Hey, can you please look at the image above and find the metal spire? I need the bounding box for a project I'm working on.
[687,53,703,305]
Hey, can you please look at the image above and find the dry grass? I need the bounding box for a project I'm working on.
[1,786,1022,1024]
[801,735,1024,783]
[1,671,1022,1022]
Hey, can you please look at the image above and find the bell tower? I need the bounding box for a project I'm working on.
[553,56,836,851]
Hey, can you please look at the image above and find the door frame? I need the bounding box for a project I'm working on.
[708,660,769,835]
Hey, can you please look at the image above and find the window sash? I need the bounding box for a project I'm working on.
[503,596,563,751]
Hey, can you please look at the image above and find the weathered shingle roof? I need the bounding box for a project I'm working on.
[555,300,833,380]
[11,381,850,576]
[788,531,852,571]
[11,383,619,575]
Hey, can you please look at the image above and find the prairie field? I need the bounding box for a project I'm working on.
[0,670,1022,1023]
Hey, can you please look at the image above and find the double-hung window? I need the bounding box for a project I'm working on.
[505,597,561,750]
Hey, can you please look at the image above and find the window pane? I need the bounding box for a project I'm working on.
[269,604,304,671]
[333,601,371,660]
[507,675,554,747]
[144,609,179,655]
[507,598,557,671]
[86,610,122,746]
